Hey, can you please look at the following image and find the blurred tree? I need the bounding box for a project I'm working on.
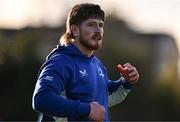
[0,16,180,121]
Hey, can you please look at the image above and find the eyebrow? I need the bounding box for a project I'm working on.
[87,21,104,25]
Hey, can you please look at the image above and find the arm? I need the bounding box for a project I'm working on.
[108,77,131,107]
[108,63,139,107]
[32,59,90,119]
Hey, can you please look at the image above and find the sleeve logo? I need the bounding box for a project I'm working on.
[44,75,54,81]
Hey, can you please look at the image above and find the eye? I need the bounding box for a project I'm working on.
[87,22,96,27]
[99,23,104,28]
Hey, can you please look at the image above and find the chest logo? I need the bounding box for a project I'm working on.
[98,67,104,78]
[79,69,88,77]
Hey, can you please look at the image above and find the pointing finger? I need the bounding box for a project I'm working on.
[117,64,128,75]
[117,64,125,74]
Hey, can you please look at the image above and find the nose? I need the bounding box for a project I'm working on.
[95,26,103,33]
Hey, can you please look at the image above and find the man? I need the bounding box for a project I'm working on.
[32,3,139,122]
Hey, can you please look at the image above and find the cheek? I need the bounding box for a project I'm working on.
[81,29,94,38]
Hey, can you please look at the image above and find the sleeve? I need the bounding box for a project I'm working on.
[32,58,90,119]
[108,77,132,107]
[108,77,132,94]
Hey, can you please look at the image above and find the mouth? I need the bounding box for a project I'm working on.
[92,34,102,41]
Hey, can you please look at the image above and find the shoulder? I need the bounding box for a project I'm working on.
[93,56,102,64]
[93,56,107,71]
[48,53,73,67]
[39,53,74,75]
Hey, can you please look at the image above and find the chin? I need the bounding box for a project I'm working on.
[93,43,102,50]
[82,40,102,50]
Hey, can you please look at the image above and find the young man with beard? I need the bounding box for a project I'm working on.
[32,3,139,122]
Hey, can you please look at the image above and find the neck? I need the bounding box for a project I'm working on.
[73,40,93,57]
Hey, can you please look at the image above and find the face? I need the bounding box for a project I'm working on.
[75,18,104,50]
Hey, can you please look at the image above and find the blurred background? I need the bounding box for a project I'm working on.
[0,0,180,121]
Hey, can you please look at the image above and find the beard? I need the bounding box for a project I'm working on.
[79,33,102,50]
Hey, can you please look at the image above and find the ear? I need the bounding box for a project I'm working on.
[70,25,79,38]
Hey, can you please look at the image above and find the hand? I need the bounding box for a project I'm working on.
[89,102,105,122]
[117,63,139,85]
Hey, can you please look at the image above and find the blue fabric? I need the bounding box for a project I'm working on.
[32,44,129,121]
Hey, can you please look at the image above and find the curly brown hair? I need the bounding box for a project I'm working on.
[60,3,105,45]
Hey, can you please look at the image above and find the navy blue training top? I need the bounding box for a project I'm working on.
[32,44,131,121]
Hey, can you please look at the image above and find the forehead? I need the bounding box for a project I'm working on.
[83,18,104,24]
